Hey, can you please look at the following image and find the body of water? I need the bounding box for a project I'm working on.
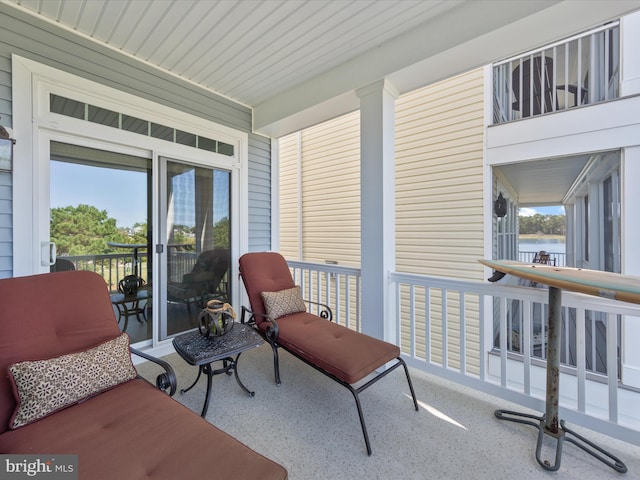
[519,239,565,254]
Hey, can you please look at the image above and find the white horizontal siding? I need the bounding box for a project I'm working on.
[396,68,484,368]
[277,70,485,277]
[300,111,360,267]
[279,133,300,260]
[396,68,485,281]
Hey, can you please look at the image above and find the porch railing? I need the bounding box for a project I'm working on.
[287,260,640,446]
[519,250,566,266]
[62,248,199,290]
[62,253,149,292]
[493,22,620,124]
[288,260,361,332]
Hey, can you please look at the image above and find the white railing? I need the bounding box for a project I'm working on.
[58,253,149,292]
[288,260,361,332]
[519,250,566,266]
[287,260,640,446]
[493,22,620,124]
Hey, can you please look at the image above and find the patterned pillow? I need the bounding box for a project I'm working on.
[8,333,137,429]
[261,286,307,320]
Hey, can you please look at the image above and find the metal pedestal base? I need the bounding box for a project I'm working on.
[180,353,254,417]
[495,409,627,473]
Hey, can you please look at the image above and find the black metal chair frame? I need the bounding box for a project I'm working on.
[240,302,419,456]
[167,250,230,313]
[130,346,177,396]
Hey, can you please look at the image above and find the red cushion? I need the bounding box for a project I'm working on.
[239,252,295,321]
[275,312,400,384]
[0,379,288,480]
[0,271,120,434]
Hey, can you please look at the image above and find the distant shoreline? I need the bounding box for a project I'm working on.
[519,234,565,242]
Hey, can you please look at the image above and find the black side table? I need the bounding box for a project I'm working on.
[172,323,264,417]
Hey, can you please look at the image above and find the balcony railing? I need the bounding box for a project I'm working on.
[287,260,640,446]
[519,250,566,266]
[493,22,620,124]
[61,253,150,292]
[62,248,200,291]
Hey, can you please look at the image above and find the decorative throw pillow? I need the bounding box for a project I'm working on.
[8,333,137,429]
[261,286,307,320]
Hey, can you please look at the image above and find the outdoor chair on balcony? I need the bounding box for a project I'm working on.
[533,250,555,265]
[512,56,555,117]
[168,249,230,314]
[238,251,419,455]
[50,257,75,272]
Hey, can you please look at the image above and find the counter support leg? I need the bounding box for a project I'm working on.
[545,286,562,435]
[495,286,627,473]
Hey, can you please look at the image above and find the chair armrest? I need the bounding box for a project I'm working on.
[305,299,333,322]
[240,305,280,342]
[130,347,177,396]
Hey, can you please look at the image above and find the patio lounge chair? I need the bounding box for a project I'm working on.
[238,251,419,455]
[0,270,288,479]
[168,248,230,312]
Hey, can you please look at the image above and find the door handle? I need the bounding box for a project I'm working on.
[41,241,56,266]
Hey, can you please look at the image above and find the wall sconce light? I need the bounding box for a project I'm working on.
[494,192,507,217]
[0,118,16,172]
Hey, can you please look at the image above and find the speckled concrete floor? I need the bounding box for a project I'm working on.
[137,344,640,480]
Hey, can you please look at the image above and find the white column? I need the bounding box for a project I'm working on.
[357,80,398,343]
[622,146,640,388]
[620,15,640,387]
[621,10,640,97]
[565,203,575,267]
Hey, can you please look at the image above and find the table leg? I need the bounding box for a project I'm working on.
[179,364,218,418]
[233,352,255,397]
[187,357,256,418]
[201,364,213,417]
[180,367,203,395]
[495,286,627,473]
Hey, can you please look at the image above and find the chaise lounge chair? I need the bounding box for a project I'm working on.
[238,251,419,455]
[0,270,287,479]
[168,248,230,313]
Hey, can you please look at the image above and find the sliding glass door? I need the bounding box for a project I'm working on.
[48,147,234,344]
[49,141,152,343]
[161,158,231,340]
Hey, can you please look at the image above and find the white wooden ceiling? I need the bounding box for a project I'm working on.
[6,0,463,106]
[496,155,590,205]
[5,0,640,137]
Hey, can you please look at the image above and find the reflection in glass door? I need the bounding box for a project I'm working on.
[163,159,231,340]
[49,142,152,343]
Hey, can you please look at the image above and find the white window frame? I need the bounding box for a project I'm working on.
[12,55,249,352]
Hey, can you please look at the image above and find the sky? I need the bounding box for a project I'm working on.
[51,161,147,228]
[519,205,565,217]
[50,161,230,229]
